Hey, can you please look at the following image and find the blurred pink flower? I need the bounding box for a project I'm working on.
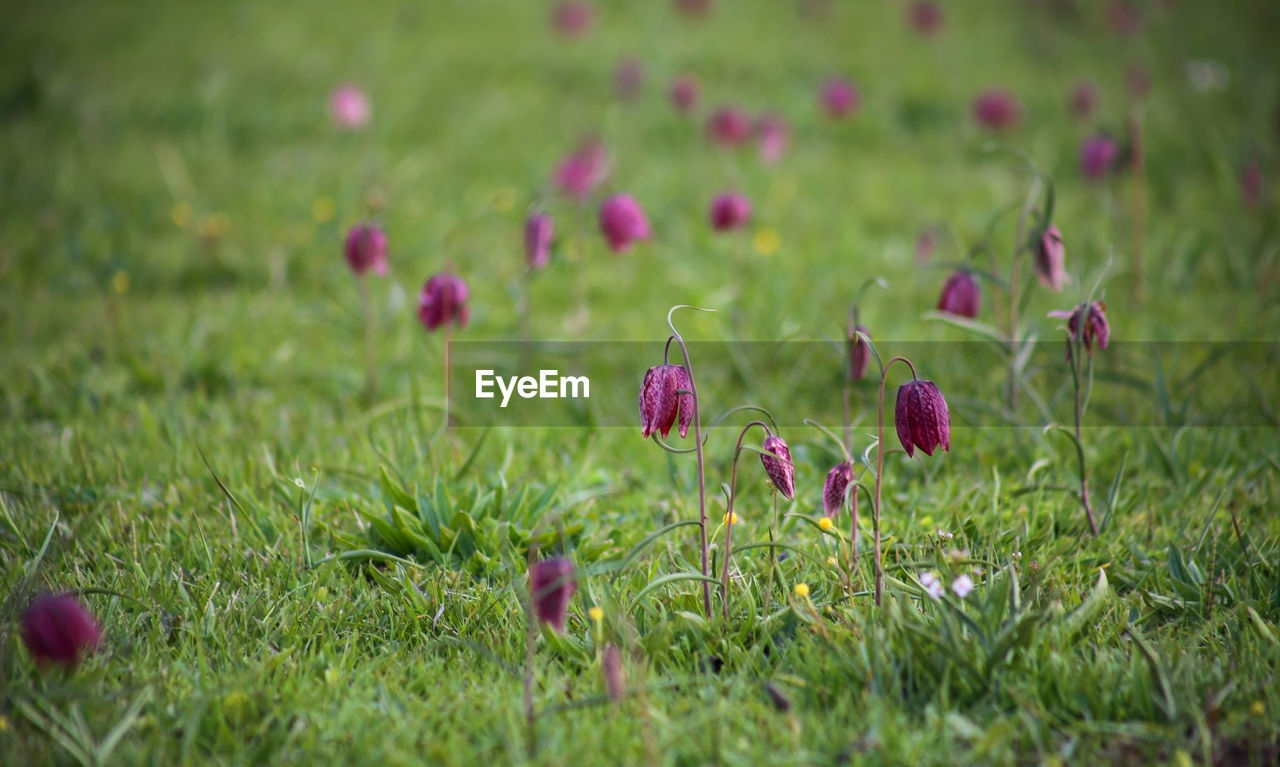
[820,77,860,118]
[599,195,651,252]
[1242,161,1264,210]
[343,223,389,276]
[937,270,980,318]
[670,75,700,114]
[907,1,944,35]
[524,213,553,270]
[707,106,753,148]
[709,192,752,231]
[756,113,789,165]
[1069,80,1098,120]
[972,89,1021,130]
[418,273,469,332]
[553,138,609,202]
[615,58,644,100]
[1107,1,1143,36]
[1079,134,1118,179]
[675,0,713,17]
[22,593,102,668]
[329,84,370,130]
[553,2,594,38]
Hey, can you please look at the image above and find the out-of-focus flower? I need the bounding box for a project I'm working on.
[1069,80,1099,120]
[972,89,1021,131]
[818,517,833,532]
[919,571,944,599]
[756,113,789,165]
[794,583,810,598]
[907,1,944,35]
[330,84,371,130]
[344,223,389,276]
[417,272,469,331]
[1080,134,1119,180]
[639,364,694,439]
[1049,301,1110,357]
[675,0,713,17]
[1186,60,1229,93]
[894,379,951,458]
[602,645,625,701]
[21,594,102,668]
[553,2,594,38]
[709,192,752,231]
[937,270,980,318]
[529,557,577,632]
[848,324,871,381]
[1032,225,1066,291]
[951,574,975,598]
[822,461,853,517]
[760,434,796,499]
[524,213,553,270]
[588,606,604,622]
[916,226,938,263]
[1107,1,1143,36]
[598,194,651,252]
[1242,160,1264,210]
[707,106,753,147]
[670,75,700,114]
[553,138,609,202]
[615,58,644,100]
[820,77,860,118]
[723,512,740,525]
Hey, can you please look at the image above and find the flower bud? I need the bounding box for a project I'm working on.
[599,195,652,252]
[1080,134,1118,180]
[524,213,553,270]
[972,89,1021,131]
[329,84,370,130]
[848,324,871,381]
[760,435,795,499]
[343,223,388,276]
[820,77,860,118]
[529,557,577,633]
[1032,225,1066,291]
[670,75,700,114]
[894,379,951,458]
[22,593,102,668]
[709,193,752,231]
[639,364,694,439]
[937,270,980,318]
[822,461,853,517]
[707,106,752,147]
[417,272,469,332]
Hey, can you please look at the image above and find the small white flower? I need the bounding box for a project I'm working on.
[293,477,306,489]
[919,571,944,600]
[951,574,975,599]
[1012,551,1022,560]
[936,529,954,541]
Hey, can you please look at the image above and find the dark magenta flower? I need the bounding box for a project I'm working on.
[22,593,102,668]
[670,75,700,114]
[639,363,694,439]
[1033,225,1066,291]
[1080,134,1118,180]
[524,213,553,271]
[1049,301,1110,356]
[822,461,853,517]
[756,113,789,165]
[615,58,644,100]
[820,78,860,118]
[1069,80,1099,120]
[907,1,944,35]
[972,89,1021,131]
[848,323,871,381]
[417,272,469,332]
[894,380,951,458]
[709,193,752,231]
[707,106,753,148]
[329,84,370,130]
[937,270,980,318]
[553,2,594,38]
[343,223,388,276]
[553,139,608,202]
[759,435,795,499]
[599,195,651,252]
[529,557,577,633]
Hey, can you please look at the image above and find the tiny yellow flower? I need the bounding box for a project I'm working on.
[752,227,780,256]
[818,517,833,532]
[826,556,839,568]
[170,201,192,228]
[1251,700,1266,716]
[723,512,740,525]
[794,583,810,598]
[110,270,130,294]
[311,196,335,222]
[588,606,604,622]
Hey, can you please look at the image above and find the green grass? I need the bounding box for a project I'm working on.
[2,0,1280,764]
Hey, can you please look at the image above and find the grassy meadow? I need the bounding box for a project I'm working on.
[2,0,1279,764]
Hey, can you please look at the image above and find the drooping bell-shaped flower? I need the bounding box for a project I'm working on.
[417,272,469,332]
[524,213,553,270]
[1080,134,1118,180]
[937,271,980,318]
[529,557,577,633]
[894,379,951,458]
[602,644,625,700]
[820,77,860,118]
[709,193,752,231]
[1069,80,1099,121]
[553,2,594,38]
[707,106,753,148]
[639,364,694,439]
[848,323,871,381]
[675,0,713,17]
[329,84,371,130]
[553,138,608,202]
[907,1,944,35]
[1049,301,1110,357]
[972,89,1021,131]
[599,195,651,252]
[1032,225,1066,291]
[344,223,388,276]
[822,461,853,517]
[759,435,795,499]
[670,75,700,114]
[756,113,789,165]
[22,593,102,668]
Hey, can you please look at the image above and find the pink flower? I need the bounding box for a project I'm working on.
[951,574,975,598]
[329,84,370,130]
[1049,301,1110,357]
[524,214,553,270]
[919,571,944,599]
[895,380,951,458]
[1032,225,1066,291]
[670,75,700,114]
[1242,161,1264,210]
[916,226,938,263]
[417,273,469,332]
[756,113,789,165]
[1079,134,1118,180]
[553,2,594,38]
[937,270,980,318]
[907,1,944,35]
[615,58,644,100]
[529,558,577,633]
[553,139,608,202]
[22,594,102,668]
[822,461,853,518]
[675,0,713,17]
[598,195,651,252]
[1068,80,1099,120]
[709,192,752,231]
[972,89,1021,131]
[707,106,753,148]
[760,435,795,499]
[639,364,694,439]
[343,223,388,276]
[820,77,860,118]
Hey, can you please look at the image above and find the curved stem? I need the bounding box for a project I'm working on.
[873,356,917,607]
[804,418,852,463]
[721,420,770,620]
[1069,314,1099,536]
